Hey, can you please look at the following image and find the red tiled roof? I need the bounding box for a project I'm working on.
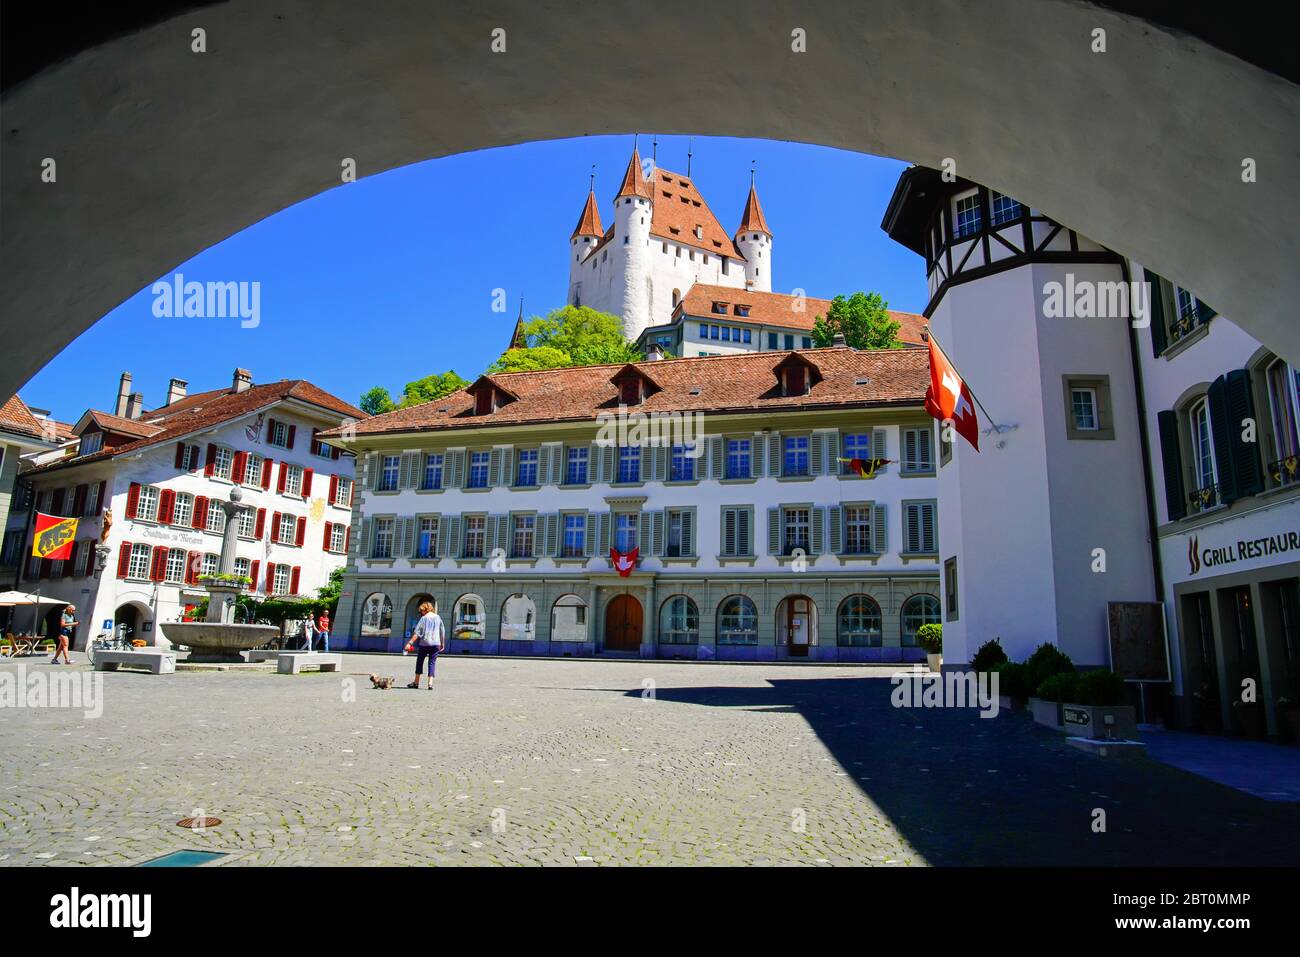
[27,379,365,477]
[615,149,653,200]
[677,284,928,344]
[0,395,47,441]
[735,184,771,236]
[571,190,604,239]
[647,167,743,259]
[322,347,928,440]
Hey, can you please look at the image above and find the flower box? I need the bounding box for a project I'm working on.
[1029,697,1063,730]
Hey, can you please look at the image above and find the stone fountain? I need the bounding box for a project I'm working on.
[160,487,279,662]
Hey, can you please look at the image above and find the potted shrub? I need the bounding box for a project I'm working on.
[917,623,943,672]
[971,637,1008,673]
[1032,672,1078,730]
[1060,669,1138,739]
[1025,643,1075,728]
[994,661,1032,711]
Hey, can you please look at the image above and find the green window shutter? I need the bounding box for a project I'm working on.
[905,504,920,553]
[828,505,842,554]
[638,511,651,553]
[653,510,666,556]
[1145,269,1168,357]
[597,512,611,553]
[364,452,380,491]
[681,510,694,555]
[1206,375,1239,504]
[587,442,599,482]
[602,445,616,483]
[539,446,554,486]
[748,438,760,478]
[495,514,509,553]
[403,452,419,489]
[767,506,781,555]
[448,515,463,558]
[740,508,752,555]
[872,503,887,554]
[903,429,916,469]
[1156,410,1186,520]
[437,514,452,558]
[397,454,410,489]
[722,508,736,556]
[485,514,498,554]
[500,447,515,487]
[446,450,462,489]
[396,517,410,557]
[810,506,824,554]
[768,433,782,476]
[583,513,596,556]
[709,436,724,478]
[810,433,825,476]
[360,517,373,558]
[539,513,552,556]
[922,502,936,553]
[873,429,888,468]
[1196,298,1217,325]
[656,446,670,482]
[488,449,502,487]
[1225,368,1263,499]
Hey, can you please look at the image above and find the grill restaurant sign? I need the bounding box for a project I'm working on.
[1188,530,1300,575]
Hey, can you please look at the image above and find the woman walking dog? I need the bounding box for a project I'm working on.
[405,600,444,690]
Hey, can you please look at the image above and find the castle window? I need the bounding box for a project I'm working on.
[672,289,681,307]
[703,255,709,264]
[784,334,794,349]
[662,242,668,253]
[734,304,749,317]
[991,191,1022,226]
[620,378,642,405]
[624,236,629,244]
[742,329,752,344]
[694,225,703,239]
[688,250,695,261]
[712,301,727,314]
[953,192,981,239]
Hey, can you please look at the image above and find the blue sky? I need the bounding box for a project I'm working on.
[21,135,926,421]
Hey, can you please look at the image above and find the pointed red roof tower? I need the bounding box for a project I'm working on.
[615,147,653,201]
[735,183,772,237]
[570,189,604,240]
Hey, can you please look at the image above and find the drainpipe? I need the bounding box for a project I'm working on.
[1122,258,1165,601]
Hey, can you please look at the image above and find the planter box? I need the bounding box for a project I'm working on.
[926,652,942,673]
[1030,697,1063,730]
[1061,703,1138,740]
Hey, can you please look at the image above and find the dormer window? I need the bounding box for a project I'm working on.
[610,364,661,408]
[474,389,495,416]
[620,378,642,406]
[712,301,728,314]
[78,432,103,456]
[467,375,518,417]
[787,366,807,395]
[772,354,823,398]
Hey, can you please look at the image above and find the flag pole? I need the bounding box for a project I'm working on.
[926,329,1005,431]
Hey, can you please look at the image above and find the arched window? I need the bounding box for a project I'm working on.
[837,595,882,647]
[404,593,435,640]
[660,596,699,644]
[1265,357,1300,480]
[1188,397,1217,494]
[551,594,588,642]
[900,594,941,646]
[452,593,485,640]
[500,593,536,641]
[717,595,757,645]
[361,593,393,641]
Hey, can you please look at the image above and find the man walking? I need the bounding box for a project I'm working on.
[316,610,330,653]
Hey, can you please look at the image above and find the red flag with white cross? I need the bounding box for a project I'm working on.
[924,337,980,452]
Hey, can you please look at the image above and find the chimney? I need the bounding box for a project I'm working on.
[831,331,847,347]
[126,392,144,420]
[645,342,664,362]
[115,372,132,417]
[233,368,253,393]
[166,377,188,405]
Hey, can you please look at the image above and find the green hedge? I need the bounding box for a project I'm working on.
[971,637,1008,671]
[916,623,943,654]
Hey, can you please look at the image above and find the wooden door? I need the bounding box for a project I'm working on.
[786,597,810,656]
[605,594,643,651]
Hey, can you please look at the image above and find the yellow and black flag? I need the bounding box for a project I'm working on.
[32,512,78,560]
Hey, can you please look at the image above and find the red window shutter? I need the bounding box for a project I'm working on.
[125,482,141,519]
[302,469,313,497]
[232,451,247,484]
[332,444,341,461]
[185,550,200,585]
[295,516,306,546]
[62,542,78,577]
[328,474,338,502]
[159,489,175,525]
[96,480,107,512]
[174,442,185,468]
[271,512,281,540]
[290,566,301,594]
[345,526,352,554]
[249,560,260,590]
[348,480,354,507]
[254,508,266,538]
[267,418,277,444]
[40,557,53,579]
[205,443,217,477]
[310,428,320,455]
[261,458,273,489]
[323,521,332,551]
[51,488,66,515]
[265,562,276,592]
[193,496,208,529]
[117,541,132,578]
[189,446,201,473]
[72,484,87,516]
[150,545,167,582]
[277,462,287,493]
[287,425,296,449]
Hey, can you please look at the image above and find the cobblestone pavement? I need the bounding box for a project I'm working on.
[2,654,1298,866]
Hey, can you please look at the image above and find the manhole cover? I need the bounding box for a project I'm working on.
[176,816,221,829]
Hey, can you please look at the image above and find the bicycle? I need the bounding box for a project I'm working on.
[86,630,128,666]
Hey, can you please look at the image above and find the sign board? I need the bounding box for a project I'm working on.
[1063,706,1090,727]
[1106,601,1170,682]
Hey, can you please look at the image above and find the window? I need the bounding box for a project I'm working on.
[802,337,812,349]
[718,596,758,645]
[1190,399,1217,495]
[243,452,263,487]
[283,464,304,496]
[721,327,731,342]
[179,444,199,471]
[742,328,752,343]
[136,485,160,522]
[463,516,486,558]
[272,564,291,595]
[901,428,934,473]
[373,517,394,559]
[85,482,101,516]
[233,557,250,581]
[768,332,778,349]
[698,323,707,338]
[238,506,256,538]
[277,513,298,545]
[1063,375,1115,441]
[903,501,937,554]
[165,548,186,584]
[838,595,882,647]
[1174,285,1197,324]
[990,191,1022,226]
[841,432,871,473]
[409,516,437,559]
[1071,388,1098,430]
[125,542,150,579]
[614,513,638,553]
[720,506,752,557]
[202,553,219,578]
[79,432,103,456]
[665,509,691,557]
[1266,358,1300,486]
[511,514,535,558]
[206,500,227,534]
[329,523,348,553]
[844,505,873,554]
[660,596,699,644]
[726,438,751,479]
[565,446,589,485]
[709,325,719,340]
[378,455,400,492]
[453,595,484,640]
[172,492,194,527]
[783,435,809,476]
[670,444,695,481]
[270,420,294,448]
[516,449,539,487]
[901,595,941,646]
[213,446,233,480]
[944,557,959,621]
[617,446,641,483]
[953,192,981,239]
[712,301,728,315]
[421,454,443,492]
[334,476,354,506]
[784,334,795,350]
[783,507,810,554]
[467,451,490,489]
[561,513,586,557]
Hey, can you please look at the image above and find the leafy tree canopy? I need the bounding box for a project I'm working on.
[358,386,395,416]
[521,305,643,366]
[397,370,470,408]
[488,345,573,374]
[810,292,902,350]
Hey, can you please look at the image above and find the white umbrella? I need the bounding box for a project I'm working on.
[0,590,71,607]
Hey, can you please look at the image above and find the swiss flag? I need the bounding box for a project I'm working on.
[924,337,980,452]
[610,547,638,577]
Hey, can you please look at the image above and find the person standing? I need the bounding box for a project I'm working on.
[53,604,76,664]
[302,614,316,651]
[404,600,443,690]
[316,610,330,653]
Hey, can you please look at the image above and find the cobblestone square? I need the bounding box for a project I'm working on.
[2,654,1298,866]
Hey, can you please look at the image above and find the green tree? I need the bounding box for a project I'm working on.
[502,305,643,369]
[397,370,470,408]
[810,292,902,350]
[359,386,395,416]
[488,345,573,374]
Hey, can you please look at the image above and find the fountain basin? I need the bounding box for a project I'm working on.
[160,621,281,663]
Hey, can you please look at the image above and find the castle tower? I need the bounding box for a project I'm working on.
[567,182,604,308]
[611,146,655,340]
[734,176,773,292]
[882,168,1155,668]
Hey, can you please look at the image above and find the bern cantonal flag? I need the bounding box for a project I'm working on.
[32,512,78,560]
[924,337,980,452]
[610,547,638,577]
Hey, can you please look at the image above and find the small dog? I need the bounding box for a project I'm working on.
[369,673,396,690]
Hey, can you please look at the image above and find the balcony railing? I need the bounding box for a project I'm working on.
[1269,456,1300,489]
[1166,311,1201,346]
[1187,482,1222,515]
